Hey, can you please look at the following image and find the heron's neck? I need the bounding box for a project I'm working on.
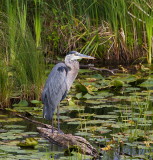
[65,59,79,91]
[65,59,79,70]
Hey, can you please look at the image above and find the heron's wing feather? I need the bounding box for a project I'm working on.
[42,63,68,120]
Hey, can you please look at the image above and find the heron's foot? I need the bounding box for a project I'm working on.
[50,128,64,134]
[51,128,55,134]
[58,129,64,134]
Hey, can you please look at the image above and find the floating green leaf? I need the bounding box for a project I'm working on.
[139,78,153,87]
[94,115,118,119]
[83,93,93,99]
[91,74,103,79]
[75,92,83,99]
[0,118,23,123]
[17,138,38,148]
[75,82,88,94]
[13,100,28,107]
[111,80,124,87]
[4,125,26,129]
[30,100,42,104]
[75,132,92,136]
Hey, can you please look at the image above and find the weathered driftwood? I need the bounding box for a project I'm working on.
[89,66,116,75]
[15,113,99,158]
[80,64,117,75]
[37,127,99,158]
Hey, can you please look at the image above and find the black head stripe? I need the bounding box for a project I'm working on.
[67,51,77,55]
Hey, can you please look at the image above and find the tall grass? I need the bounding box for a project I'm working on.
[0,62,12,107]
[34,0,42,48]
[129,0,153,64]
[13,0,45,99]
[17,0,27,38]
[44,0,153,64]
[6,0,17,62]
[13,29,45,99]
[0,0,45,106]
[146,19,153,64]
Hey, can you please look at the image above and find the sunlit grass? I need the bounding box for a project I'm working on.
[34,0,42,48]
[43,0,153,64]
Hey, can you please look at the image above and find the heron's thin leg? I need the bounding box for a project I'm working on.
[57,105,60,133]
[51,117,54,134]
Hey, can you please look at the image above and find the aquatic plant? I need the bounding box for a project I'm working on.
[0,0,45,106]
[42,0,153,64]
[34,0,42,48]
[0,62,12,107]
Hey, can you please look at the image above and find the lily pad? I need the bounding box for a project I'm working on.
[139,78,153,87]
[30,100,42,104]
[0,118,23,123]
[67,121,82,125]
[85,100,103,104]
[75,132,92,136]
[83,93,94,99]
[91,74,103,79]
[79,113,95,117]
[4,125,26,129]
[111,80,124,87]
[86,120,105,124]
[96,127,112,134]
[0,135,22,140]
[111,122,133,128]
[75,92,83,99]
[75,82,88,94]
[0,145,20,153]
[59,115,70,120]
[13,100,28,107]
[17,138,38,148]
[94,115,118,119]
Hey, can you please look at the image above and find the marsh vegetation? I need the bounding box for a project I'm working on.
[0,0,153,159]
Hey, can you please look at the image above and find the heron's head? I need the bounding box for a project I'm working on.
[65,51,95,61]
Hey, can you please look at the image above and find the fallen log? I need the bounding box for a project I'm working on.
[1,109,99,159]
[37,127,99,158]
[80,64,117,75]
[89,66,117,75]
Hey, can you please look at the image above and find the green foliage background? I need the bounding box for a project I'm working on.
[0,0,153,106]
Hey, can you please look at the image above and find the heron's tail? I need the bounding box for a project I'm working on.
[43,98,55,120]
[43,104,55,120]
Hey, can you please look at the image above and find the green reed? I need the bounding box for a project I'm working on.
[6,0,17,62]
[13,30,45,99]
[17,0,27,38]
[0,0,45,106]
[34,0,42,48]
[13,0,45,99]
[146,20,153,64]
[129,0,153,64]
[45,0,153,63]
[0,61,12,107]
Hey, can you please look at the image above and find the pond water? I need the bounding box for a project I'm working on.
[0,69,153,159]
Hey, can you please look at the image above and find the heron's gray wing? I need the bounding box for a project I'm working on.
[42,63,68,120]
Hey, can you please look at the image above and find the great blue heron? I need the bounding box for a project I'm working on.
[42,51,95,133]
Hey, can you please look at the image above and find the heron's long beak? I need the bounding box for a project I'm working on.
[76,53,95,59]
